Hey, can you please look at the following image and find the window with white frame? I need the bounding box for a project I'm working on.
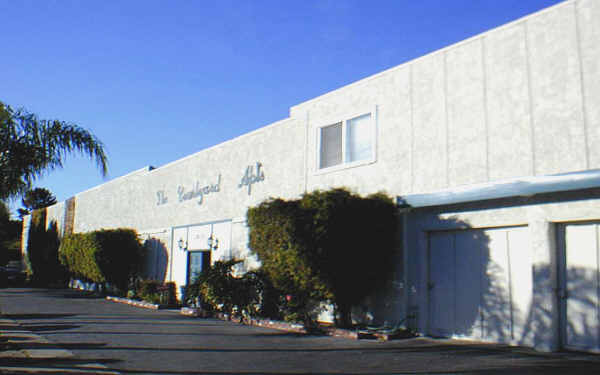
[318,112,374,170]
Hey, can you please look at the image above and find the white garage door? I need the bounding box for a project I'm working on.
[428,226,532,343]
[559,223,600,351]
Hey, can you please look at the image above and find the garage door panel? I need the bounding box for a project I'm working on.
[429,226,531,344]
[429,233,455,337]
[482,229,512,342]
[564,224,600,350]
[508,227,533,342]
[455,232,482,337]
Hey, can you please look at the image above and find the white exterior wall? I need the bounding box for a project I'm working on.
[67,0,600,248]
[291,0,598,195]
[45,201,65,235]
[30,0,600,351]
[72,117,305,292]
[74,117,304,233]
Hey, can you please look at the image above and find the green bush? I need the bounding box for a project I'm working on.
[0,218,22,266]
[59,228,142,291]
[247,198,328,327]
[184,260,262,320]
[248,188,398,328]
[25,209,65,285]
[133,279,177,305]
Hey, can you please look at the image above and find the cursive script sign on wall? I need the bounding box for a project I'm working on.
[239,162,265,195]
[178,174,221,205]
[156,174,221,206]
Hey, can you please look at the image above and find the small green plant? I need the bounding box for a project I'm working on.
[133,279,177,305]
[184,260,262,320]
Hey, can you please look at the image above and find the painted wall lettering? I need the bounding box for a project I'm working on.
[239,162,265,195]
[156,190,168,206]
[177,174,221,205]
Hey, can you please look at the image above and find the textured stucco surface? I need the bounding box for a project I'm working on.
[64,0,599,238]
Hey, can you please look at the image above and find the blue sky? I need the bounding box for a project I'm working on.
[1,0,563,215]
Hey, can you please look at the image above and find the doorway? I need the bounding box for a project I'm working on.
[557,222,600,351]
[187,251,211,285]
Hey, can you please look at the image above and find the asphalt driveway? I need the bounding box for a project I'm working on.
[1,288,600,375]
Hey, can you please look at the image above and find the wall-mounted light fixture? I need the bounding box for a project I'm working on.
[177,238,188,251]
[207,234,219,251]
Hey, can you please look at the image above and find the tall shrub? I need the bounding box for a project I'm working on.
[25,209,64,284]
[59,228,142,291]
[247,188,398,328]
[300,189,397,327]
[247,198,331,326]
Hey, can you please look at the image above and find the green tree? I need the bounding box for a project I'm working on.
[0,101,108,200]
[19,187,57,217]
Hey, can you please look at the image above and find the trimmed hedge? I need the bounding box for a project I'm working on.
[59,228,142,291]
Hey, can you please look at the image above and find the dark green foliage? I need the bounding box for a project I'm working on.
[0,101,108,200]
[134,279,177,305]
[300,189,398,327]
[184,260,262,320]
[243,269,283,320]
[19,188,57,217]
[247,198,328,326]
[59,228,142,291]
[0,201,9,222]
[0,201,22,266]
[25,209,65,285]
[247,188,398,327]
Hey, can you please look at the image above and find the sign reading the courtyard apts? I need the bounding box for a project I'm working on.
[156,174,221,206]
[239,162,265,195]
[154,162,266,206]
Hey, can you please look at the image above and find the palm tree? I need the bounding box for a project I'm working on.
[0,101,108,200]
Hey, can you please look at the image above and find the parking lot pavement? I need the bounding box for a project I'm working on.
[0,314,119,374]
[2,287,600,375]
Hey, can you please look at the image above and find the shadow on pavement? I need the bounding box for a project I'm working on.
[21,323,80,332]
[3,313,77,320]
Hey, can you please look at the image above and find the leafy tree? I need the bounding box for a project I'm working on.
[0,101,108,200]
[19,187,57,217]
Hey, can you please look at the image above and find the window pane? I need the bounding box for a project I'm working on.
[346,113,372,162]
[320,122,342,168]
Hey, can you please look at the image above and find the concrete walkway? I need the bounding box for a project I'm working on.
[2,288,600,374]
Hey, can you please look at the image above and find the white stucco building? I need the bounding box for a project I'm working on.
[26,0,600,352]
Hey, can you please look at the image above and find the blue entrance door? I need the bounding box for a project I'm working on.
[187,251,210,284]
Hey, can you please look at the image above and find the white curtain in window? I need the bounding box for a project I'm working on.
[320,123,343,168]
[346,113,372,162]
